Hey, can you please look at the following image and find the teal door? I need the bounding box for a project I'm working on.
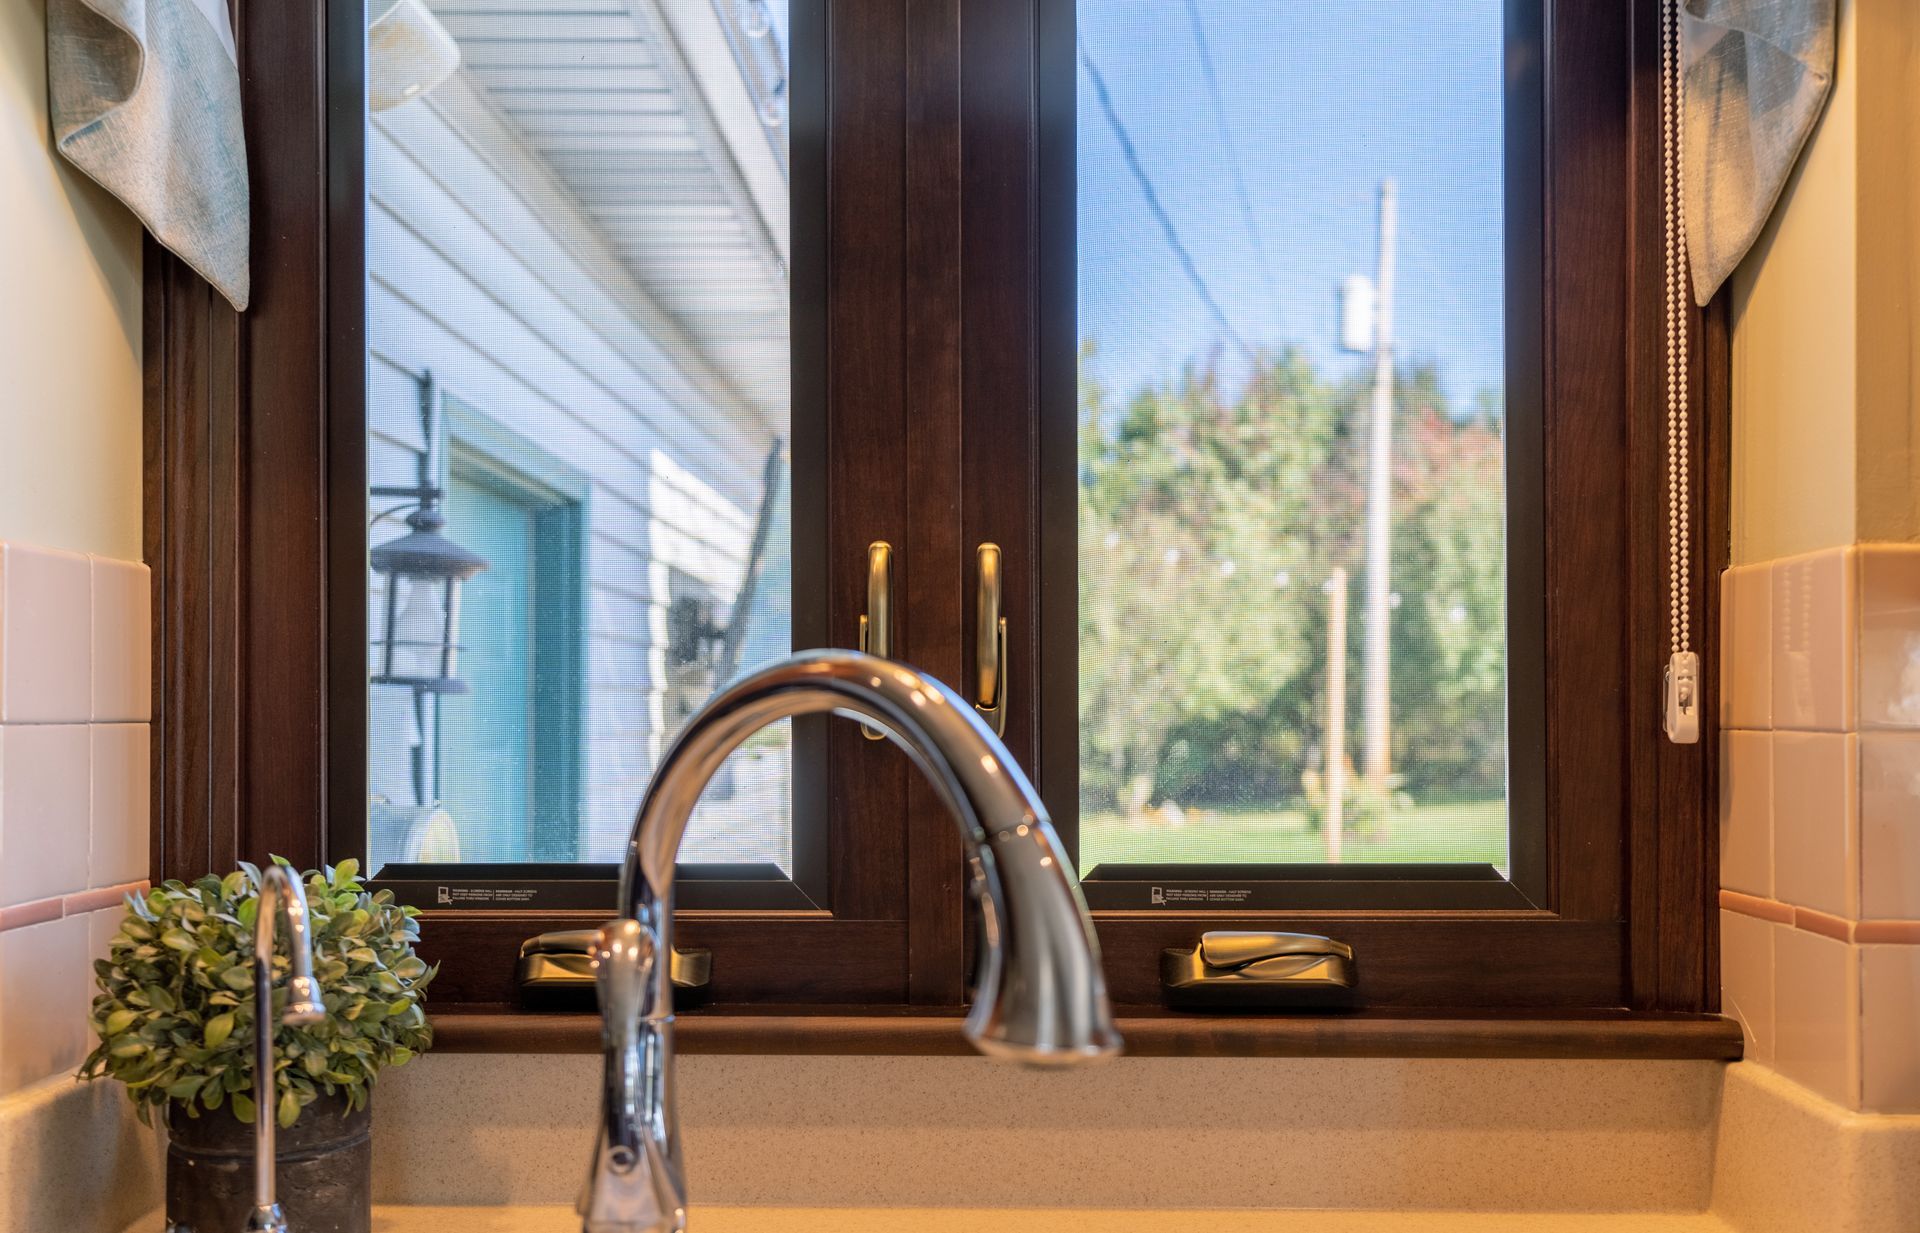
[438,468,539,861]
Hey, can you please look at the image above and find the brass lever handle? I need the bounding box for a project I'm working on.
[974,543,1007,736]
[857,541,893,739]
[1161,931,1356,1009]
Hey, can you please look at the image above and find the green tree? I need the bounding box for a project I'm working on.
[1078,343,1507,819]
[1386,387,1507,797]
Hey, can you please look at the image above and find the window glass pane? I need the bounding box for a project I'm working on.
[363,0,792,872]
[1076,3,1508,871]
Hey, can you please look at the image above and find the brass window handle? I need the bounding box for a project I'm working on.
[974,543,1007,735]
[1160,931,1356,1009]
[857,540,893,739]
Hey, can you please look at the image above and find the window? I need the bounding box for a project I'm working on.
[147,0,1726,1034]
[356,0,811,912]
[1071,3,1524,894]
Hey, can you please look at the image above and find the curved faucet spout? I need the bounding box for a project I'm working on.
[582,650,1121,1233]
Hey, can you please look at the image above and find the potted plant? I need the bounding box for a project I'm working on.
[80,859,434,1233]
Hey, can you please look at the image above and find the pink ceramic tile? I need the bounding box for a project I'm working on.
[1860,733,1920,920]
[89,724,148,888]
[87,903,128,964]
[0,897,64,932]
[0,914,91,1095]
[1720,909,1775,1066]
[64,882,144,915]
[0,542,92,723]
[1721,563,1772,730]
[1771,547,1857,732]
[1774,924,1861,1108]
[0,725,90,909]
[1860,944,1920,1113]
[87,904,125,1026]
[1858,544,1920,729]
[1772,732,1858,918]
[1794,905,1853,941]
[1721,730,1773,897]
[1720,888,1795,923]
[89,557,150,723]
[1857,920,1920,943]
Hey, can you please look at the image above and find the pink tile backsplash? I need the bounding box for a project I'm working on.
[1770,548,1856,732]
[1721,563,1772,730]
[0,539,150,1098]
[89,724,148,889]
[1721,542,1920,1114]
[89,557,150,723]
[1773,924,1860,1108]
[0,543,92,723]
[1720,730,1773,897]
[0,725,91,908]
[1720,909,1776,1067]
[1859,733,1920,920]
[1857,544,1920,730]
[0,914,91,1095]
[1860,944,1920,1112]
[1771,732,1858,919]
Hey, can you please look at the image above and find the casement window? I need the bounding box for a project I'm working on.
[148,0,1734,1052]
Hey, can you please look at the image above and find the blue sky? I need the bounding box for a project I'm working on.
[1077,2,1507,411]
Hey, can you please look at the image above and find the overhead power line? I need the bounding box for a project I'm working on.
[1078,37,1256,364]
[1182,0,1278,304]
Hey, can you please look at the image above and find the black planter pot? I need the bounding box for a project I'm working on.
[165,1093,372,1233]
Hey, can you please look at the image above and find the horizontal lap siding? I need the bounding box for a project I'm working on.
[365,89,779,862]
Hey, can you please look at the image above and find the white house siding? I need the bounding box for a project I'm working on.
[365,72,789,869]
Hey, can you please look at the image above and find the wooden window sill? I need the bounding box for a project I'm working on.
[427,1006,1745,1060]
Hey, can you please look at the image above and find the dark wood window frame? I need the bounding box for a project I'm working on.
[146,0,1739,1057]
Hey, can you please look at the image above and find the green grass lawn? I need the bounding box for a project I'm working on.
[1078,798,1507,872]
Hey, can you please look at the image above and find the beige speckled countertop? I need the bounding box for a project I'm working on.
[133,1207,1737,1231]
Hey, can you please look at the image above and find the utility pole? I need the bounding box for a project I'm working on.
[1363,179,1397,786]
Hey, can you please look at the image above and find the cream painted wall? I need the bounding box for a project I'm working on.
[0,0,142,562]
[1853,0,1919,546]
[1729,0,1860,563]
[1729,0,1920,564]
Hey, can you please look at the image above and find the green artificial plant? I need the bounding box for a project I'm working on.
[79,858,435,1128]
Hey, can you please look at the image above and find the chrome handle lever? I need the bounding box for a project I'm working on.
[974,543,1007,736]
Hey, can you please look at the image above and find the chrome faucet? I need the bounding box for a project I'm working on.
[579,650,1121,1233]
[245,865,327,1233]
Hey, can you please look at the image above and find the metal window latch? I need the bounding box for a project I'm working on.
[857,540,893,740]
[517,929,711,1010]
[1161,931,1356,1009]
[1664,651,1700,744]
[974,543,1008,736]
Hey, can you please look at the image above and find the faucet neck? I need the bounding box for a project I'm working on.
[583,650,1118,1233]
[617,651,1115,1054]
[250,865,326,1230]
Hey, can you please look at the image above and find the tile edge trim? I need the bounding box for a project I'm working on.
[0,881,147,934]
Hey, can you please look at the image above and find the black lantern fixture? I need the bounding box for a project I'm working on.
[370,373,489,695]
[369,499,488,692]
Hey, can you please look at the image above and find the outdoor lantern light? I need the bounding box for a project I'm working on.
[370,372,488,696]
[370,499,488,693]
